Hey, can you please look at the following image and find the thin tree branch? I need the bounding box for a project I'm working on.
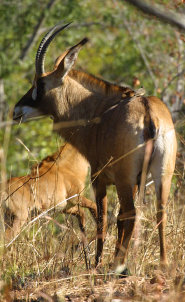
[125,0,185,31]
[161,68,185,99]
[0,79,7,122]
[123,19,158,92]
[20,0,57,61]
[71,22,105,28]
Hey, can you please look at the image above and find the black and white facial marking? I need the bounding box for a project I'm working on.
[32,86,37,101]
[13,84,44,122]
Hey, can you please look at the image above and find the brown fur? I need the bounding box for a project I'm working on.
[13,32,177,270]
[2,143,97,241]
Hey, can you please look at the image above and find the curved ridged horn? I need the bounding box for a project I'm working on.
[35,22,71,76]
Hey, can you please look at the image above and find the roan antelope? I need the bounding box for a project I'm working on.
[13,24,177,273]
[2,143,97,242]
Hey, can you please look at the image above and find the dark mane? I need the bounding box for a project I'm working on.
[69,70,135,97]
[31,145,65,173]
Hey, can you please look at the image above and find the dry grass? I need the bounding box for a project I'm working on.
[0,172,184,301]
[0,124,184,301]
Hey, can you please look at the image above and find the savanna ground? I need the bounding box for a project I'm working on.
[0,122,184,301]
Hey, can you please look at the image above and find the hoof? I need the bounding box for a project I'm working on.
[114,264,130,278]
[160,261,169,272]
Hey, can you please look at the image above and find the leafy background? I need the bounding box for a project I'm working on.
[0,0,184,177]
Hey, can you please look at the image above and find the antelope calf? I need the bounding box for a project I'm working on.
[2,143,97,241]
[13,24,177,272]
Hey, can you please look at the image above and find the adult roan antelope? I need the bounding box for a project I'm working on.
[13,23,177,273]
[2,143,97,242]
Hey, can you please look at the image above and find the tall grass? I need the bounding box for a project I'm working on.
[0,119,184,301]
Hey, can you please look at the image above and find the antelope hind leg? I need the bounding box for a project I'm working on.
[113,182,136,275]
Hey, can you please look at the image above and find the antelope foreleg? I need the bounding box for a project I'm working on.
[79,196,97,220]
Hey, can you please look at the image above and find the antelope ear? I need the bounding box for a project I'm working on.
[56,38,88,79]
